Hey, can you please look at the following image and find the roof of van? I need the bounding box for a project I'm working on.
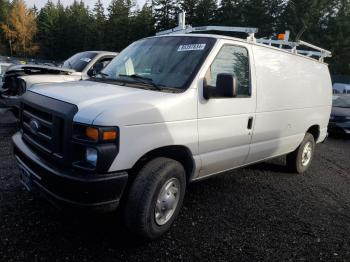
[149,33,329,65]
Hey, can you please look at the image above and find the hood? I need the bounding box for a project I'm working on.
[5,64,75,75]
[331,106,350,117]
[20,74,82,89]
[29,80,196,126]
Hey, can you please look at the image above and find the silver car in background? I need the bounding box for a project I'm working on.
[0,51,118,116]
[329,95,350,135]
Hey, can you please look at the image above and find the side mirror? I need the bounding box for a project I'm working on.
[87,62,104,77]
[203,73,238,99]
[87,68,97,77]
[94,62,104,73]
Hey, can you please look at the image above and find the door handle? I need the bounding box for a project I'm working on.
[247,116,254,130]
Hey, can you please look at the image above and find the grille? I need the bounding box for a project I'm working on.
[20,91,78,167]
[22,103,65,160]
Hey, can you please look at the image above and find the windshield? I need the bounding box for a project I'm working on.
[62,52,97,72]
[333,96,350,108]
[99,36,216,91]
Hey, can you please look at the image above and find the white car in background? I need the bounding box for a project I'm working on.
[0,51,118,111]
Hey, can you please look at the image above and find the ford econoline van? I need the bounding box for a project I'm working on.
[12,26,332,239]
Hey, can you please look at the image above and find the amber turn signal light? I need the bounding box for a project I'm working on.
[103,131,117,141]
[278,33,286,40]
[85,127,99,141]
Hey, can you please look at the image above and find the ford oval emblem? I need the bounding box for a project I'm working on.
[29,119,40,134]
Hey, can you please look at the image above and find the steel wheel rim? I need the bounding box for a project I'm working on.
[154,178,180,226]
[301,142,313,166]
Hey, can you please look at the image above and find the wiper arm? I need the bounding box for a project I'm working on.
[96,72,109,78]
[119,74,162,90]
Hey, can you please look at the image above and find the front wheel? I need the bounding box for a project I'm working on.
[124,157,186,239]
[286,133,316,174]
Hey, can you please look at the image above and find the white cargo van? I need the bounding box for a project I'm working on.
[12,23,332,239]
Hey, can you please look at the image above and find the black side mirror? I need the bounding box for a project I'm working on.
[94,62,104,73]
[87,62,104,77]
[87,68,97,77]
[203,73,238,99]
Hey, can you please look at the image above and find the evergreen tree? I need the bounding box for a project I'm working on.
[193,0,217,26]
[91,0,106,50]
[105,0,133,51]
[37,1,61,59]
[216,0,244,26]
[281,0,331,42]
[64,1,92,55]
[180,0,196,25]
[153,0,178,31]
[241,0,284,37]
[130,1,155,42]
[325,0,350,75]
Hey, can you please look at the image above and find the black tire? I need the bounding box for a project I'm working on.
[286,133,316,174]
[124,157,186,239]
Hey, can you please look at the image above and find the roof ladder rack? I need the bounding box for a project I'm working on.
[156,11,258,41]
[256,35,332,62]
[156,12,332,62]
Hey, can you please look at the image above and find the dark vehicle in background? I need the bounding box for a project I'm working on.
[329,95,350,135]
[0,51,117,115]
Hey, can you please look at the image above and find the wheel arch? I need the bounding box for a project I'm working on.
[129,145,196,182]
[306,124,320,142]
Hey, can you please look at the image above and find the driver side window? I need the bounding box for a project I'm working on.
[205,45,251,97]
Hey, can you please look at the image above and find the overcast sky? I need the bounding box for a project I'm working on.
[25,0,146,10]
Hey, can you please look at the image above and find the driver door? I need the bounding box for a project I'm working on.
[197,41,257,178]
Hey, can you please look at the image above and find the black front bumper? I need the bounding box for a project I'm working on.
[12,132,128,212]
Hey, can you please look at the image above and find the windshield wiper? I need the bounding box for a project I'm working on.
[96,72,109,78]
[119,74,163,91]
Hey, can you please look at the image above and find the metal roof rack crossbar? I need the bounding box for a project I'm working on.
[156,11,332,63]
[256,37,332,62]
[156,11,258,40]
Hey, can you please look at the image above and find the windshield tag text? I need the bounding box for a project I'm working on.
[177,44,206,52]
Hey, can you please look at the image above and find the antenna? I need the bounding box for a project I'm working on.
[295,25,306,42]
[178,11,186,30]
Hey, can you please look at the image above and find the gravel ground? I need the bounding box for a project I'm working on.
[1,125,350,261]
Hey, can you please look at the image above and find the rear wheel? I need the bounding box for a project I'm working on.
[286,133,315,174]
[124,157,186,239]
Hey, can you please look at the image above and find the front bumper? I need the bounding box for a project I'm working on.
[328,121,350,134]
[12,132,128,212]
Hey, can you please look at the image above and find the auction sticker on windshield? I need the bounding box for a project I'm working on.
[177,44,206,52]
[80,58,92,63]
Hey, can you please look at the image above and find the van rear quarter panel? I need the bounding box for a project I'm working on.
[247,45,332,163]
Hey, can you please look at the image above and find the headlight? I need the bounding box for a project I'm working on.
[72,124,119,172]
[86,147,98,166]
